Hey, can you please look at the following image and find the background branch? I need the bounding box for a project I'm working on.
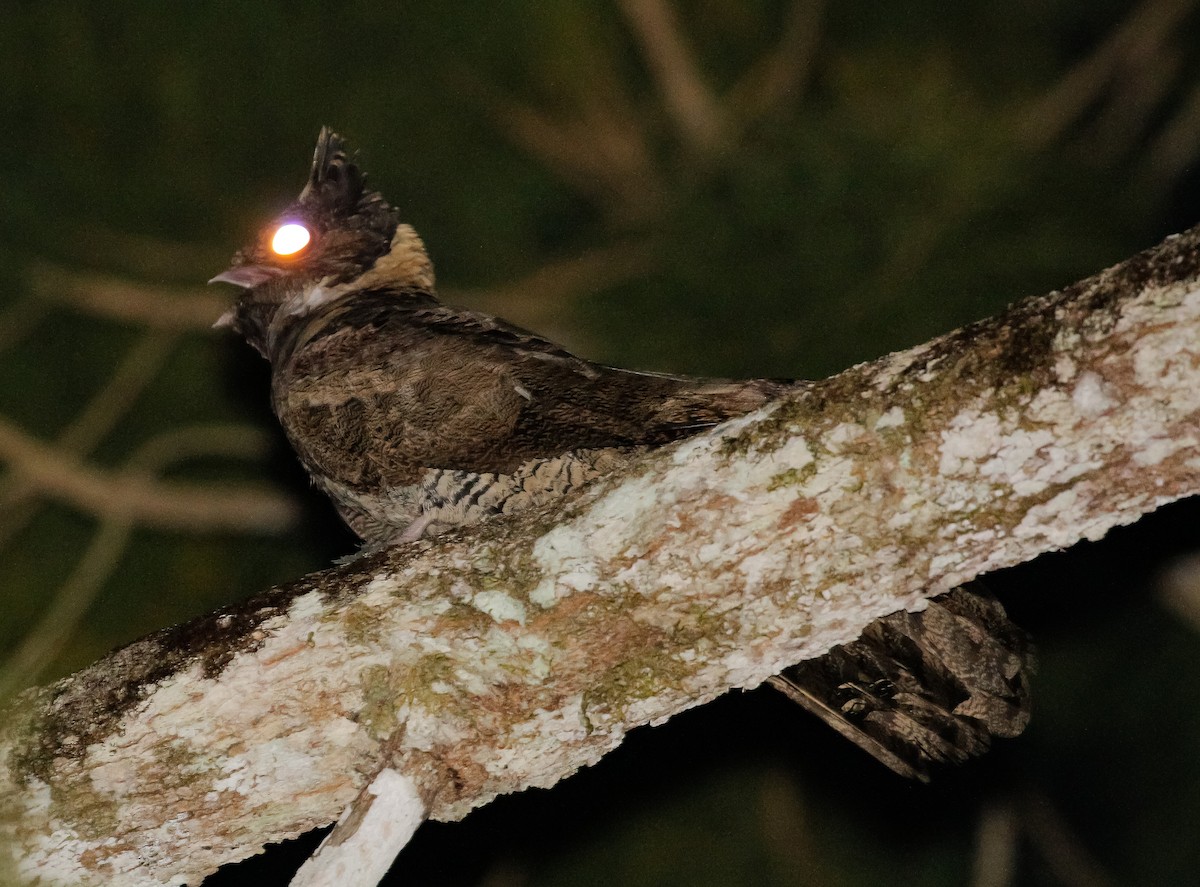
[0,417,299,534]
[0,332,176,547]
[25,262,230,331]
[1016,0,1197,148]
[725,0,824,129]
[616,0,726,154]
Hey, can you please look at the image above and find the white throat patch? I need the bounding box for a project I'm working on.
[281,280,343,320]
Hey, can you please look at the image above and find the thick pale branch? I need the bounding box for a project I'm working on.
[4,226,1200,886]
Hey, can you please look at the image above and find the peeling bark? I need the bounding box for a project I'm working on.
[4,226,1200,886]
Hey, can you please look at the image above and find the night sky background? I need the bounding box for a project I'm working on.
[4,3,1200,885]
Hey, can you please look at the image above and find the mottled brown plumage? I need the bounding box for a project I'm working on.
[770,585,1032,781]
[212,128,1034,779]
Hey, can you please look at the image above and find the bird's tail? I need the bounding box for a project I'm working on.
[769,584,1033,781]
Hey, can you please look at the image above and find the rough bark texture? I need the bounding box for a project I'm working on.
[4,226,1200,886]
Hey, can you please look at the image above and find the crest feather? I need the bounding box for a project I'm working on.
[300,127,366,211]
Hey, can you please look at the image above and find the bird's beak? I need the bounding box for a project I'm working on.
[208,265,284,289]
[209,265,284,329]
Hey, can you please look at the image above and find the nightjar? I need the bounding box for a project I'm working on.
[212,128,1033,781]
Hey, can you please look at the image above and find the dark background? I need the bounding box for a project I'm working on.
[3,2,1200,885]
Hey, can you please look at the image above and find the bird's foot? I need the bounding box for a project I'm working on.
[388,512,437,544]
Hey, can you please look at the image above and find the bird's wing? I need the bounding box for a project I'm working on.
[276,290,795,486]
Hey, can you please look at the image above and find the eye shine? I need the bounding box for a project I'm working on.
[271,222,311,256]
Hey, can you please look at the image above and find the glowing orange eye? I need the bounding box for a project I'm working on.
[271,223,311,256]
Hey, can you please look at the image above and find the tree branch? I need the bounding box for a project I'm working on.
[26,261,230,331]
[725,0,825,130]
[4,225,1200,886]
[1016,0,1197,149]
[442,241,656,347]
[482,86,665,224]
[0,331,177,547]
[616,0,726,154]
[0,417,299,535]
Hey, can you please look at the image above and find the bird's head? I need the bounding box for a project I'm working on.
[211,127,433,356]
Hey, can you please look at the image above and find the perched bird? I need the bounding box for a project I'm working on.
[212,128,1033,780]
